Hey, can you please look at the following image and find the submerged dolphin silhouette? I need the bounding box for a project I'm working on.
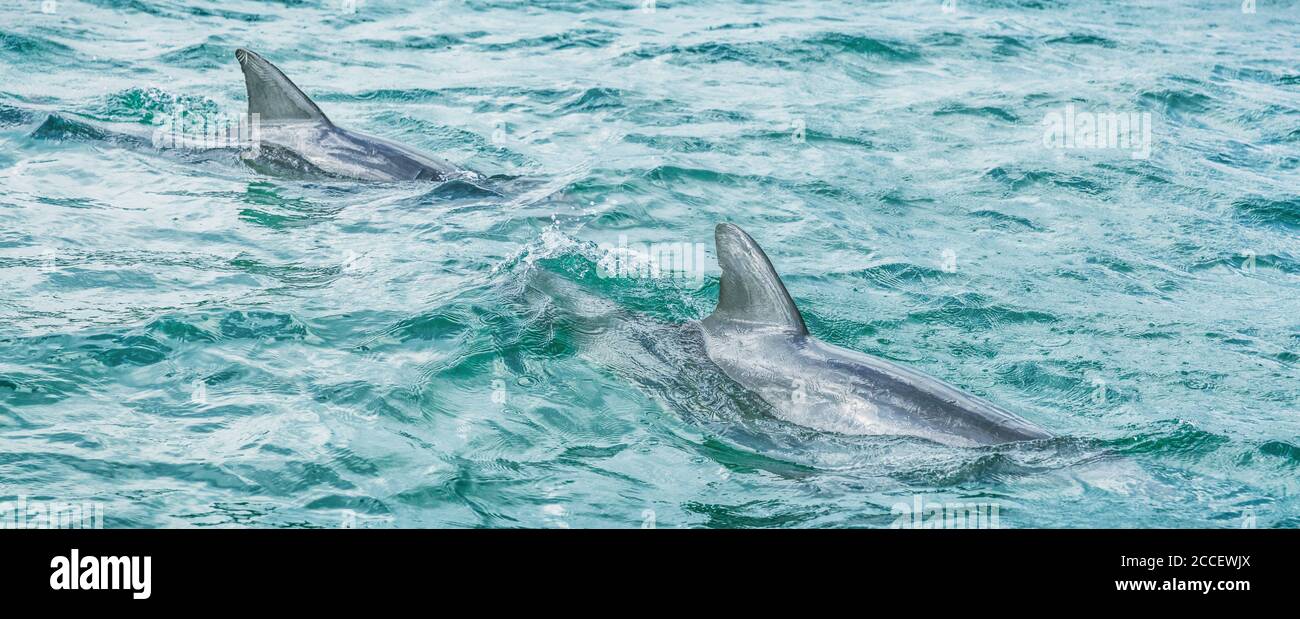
[699,224,1052,446]
[235,48,464,182]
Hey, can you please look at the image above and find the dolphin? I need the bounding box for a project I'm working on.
[696,223,1052,446]
[234,48,466,182]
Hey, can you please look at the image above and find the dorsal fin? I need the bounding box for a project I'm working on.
[703,223,808,334]
[235,48,330,124]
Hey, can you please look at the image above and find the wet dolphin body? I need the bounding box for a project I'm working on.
[234,48,464,182]
[698,224,1052,447]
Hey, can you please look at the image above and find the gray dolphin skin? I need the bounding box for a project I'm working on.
[698,223,1053,447]
[235,48,463,182]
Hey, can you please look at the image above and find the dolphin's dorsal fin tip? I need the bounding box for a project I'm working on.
[235,48,330,124]
[705,223,808,334]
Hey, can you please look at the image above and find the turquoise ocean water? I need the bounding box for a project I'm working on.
[1,0,1298,527]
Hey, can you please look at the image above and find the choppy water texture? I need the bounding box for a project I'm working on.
[1,0,1298,528]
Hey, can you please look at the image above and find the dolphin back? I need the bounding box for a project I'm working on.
[235,48,331,124]
[703,223,808,335]
[699,223,1053,446]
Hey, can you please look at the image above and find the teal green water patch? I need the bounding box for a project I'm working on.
[0,31,73,56]
[906,297,1059,331]
[93,87,224,123]
[157,40,235,70]
[624,32,923,69]
[683,499,822,529]
[478,29,618,52]
[0,372,85,407]
[889,452,1044,486]
[146,316,220,343]
[1044,33,1118,48]
[389,309,472,343]
[557,87,625,113]
[1107,420,1232,459]
[984,34,1033,57]
[218,311,309,341]
[1237,440,1300,468]
[359,32,484,51]
[967,209,1046,232]
[0,103,31,126]
[79,0,172,17]
[933,103,1020,123]
[84,334,172,367]
[1139,87,1215,120]
[1233,197,1300,231]
[181,4,279,23]
[810,32,924,61]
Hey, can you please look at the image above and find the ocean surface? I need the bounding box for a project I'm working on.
[1,0,1297,528]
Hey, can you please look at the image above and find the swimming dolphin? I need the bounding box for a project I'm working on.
[234,48,465,182]
[698,224,1052,446]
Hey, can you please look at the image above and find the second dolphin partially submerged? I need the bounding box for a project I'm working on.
[235,48,465,182]
[698,224,1052,446]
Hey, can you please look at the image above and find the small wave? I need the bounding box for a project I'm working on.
[1233,196,1300,231]
[682,500,821,528]
[83,333,172,367]
[922,32,965,48]
[811,32,923,61]
[92,87,223,124]
[1044,33,1118,48]
[218,310,309,341]
[891,452,1041,486]
[0,370,85,408]
[147,317,219,343]
[1210,64,1288,86]
[228,254,342,286]
[557,87,624,113]
[388,309,472,343]
[1188,251,1300,275]
[983,166,1108,195]
[338,88,447,103]
[845,261,952,288]
[645,164,744,186]
[0,31,73,57]
[907,299,1058,331]
[933,103,1019,123]
[996,361,1102,403]
[479,29,617,52]
[360,33,472,51]
[624,32,922,69]
[1255,440,1300,465]
[80,0,172,17]
[983,34,1032,57]
[310,381,416,424]
[1139,87,1213,116]
[968,209,1046,231]
[624,133,717,154]
[0,103,32,127]
[157,40,232,70]
[182,4,277,22]
[1108,419,1230,458]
